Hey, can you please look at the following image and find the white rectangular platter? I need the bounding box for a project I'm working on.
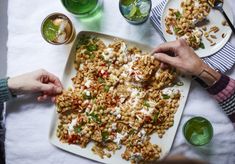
[49,31,191,164]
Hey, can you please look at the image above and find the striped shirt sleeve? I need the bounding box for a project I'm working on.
[207,74,235,123]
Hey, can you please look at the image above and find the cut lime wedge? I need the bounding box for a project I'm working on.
[128,5,138,18]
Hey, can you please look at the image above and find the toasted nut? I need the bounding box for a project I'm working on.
[210,35,217,39]
[222,33,227,38]
[210,43,216,46]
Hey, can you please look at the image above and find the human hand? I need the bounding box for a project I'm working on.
[8,69,63,102]
[153,39,221,86]
[153,39,206,76]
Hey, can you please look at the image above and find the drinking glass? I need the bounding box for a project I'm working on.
[183,116,213,146]
[119,0,152,24]
[41,13,76,45]
[61,0,103,17]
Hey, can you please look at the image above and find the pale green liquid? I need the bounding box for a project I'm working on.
[62,0,98,15]
[183,117,213,146]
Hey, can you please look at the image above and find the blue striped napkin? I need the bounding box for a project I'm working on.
[150,0,235,73]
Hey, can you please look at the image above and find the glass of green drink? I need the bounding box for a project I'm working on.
[41,13,76,45]
[119,0,152,24]
[183,117,213,146]
[61,0,103,17]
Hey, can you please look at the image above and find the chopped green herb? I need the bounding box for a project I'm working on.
[137,93,140,96]
[89,112,101,123]
[162,94,170,99]
[101,131,109,141]
[128,129,135,135]
[176,81,184,86]
[173,27,181,33]
[98,77,105,83]
[84,50,90,55]
[97,106,105,111]
[74,125,82,133]
[77,35,90,46]
[87,44,98,51]
[143,100,150,108]
[153,113,159,123]
[89,53,96,59]
[104,85,110,92]
[199,42,205,49]
[175,11,182,19]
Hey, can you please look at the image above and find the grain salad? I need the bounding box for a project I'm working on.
[55,35,182,163]
[165,0,211,49]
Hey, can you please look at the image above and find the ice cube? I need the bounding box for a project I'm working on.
[139,1,150,15]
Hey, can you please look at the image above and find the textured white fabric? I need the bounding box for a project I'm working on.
[6,0,235,164]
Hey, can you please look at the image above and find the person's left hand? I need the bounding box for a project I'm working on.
[8,69,63,102]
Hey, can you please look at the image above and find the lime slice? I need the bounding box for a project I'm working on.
[43,19,59,42]
[128,5,138,18]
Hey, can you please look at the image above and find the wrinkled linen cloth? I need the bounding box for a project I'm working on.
[5,0,235,164]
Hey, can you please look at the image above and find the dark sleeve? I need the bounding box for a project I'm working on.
[0,78,13,103]
[206,74,235,123]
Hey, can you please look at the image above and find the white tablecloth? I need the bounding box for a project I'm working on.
[5,0,235,164]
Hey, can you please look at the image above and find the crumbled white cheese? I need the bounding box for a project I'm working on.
[120,42,127,53]
[111,123,117,130]
[85,108,90,113]
[137,129,146,142]
[113,107,120,116]
[84,80,92,88]
[116,114,121,119]
[120,96,126,103]
[79,63,84,70]
[114,132,127,147]
[101,69,105,74]
[84,90,91,96]
[102,48,113,60]
[140,108,154,116]
[130,152,142,162]
[162,88,179,96]
[68,118,77,135]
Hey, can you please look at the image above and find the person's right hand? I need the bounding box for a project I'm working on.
[153,39,206,76]
[153,39,221,86]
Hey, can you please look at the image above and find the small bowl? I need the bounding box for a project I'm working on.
[41,13,76,45]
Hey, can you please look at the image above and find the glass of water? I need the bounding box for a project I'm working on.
[61,0,103,17]
[119,0,152,24]
[183,117,213,146]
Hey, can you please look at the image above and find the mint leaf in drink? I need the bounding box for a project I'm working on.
[128,5,138,18]
[43,19,59,42]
